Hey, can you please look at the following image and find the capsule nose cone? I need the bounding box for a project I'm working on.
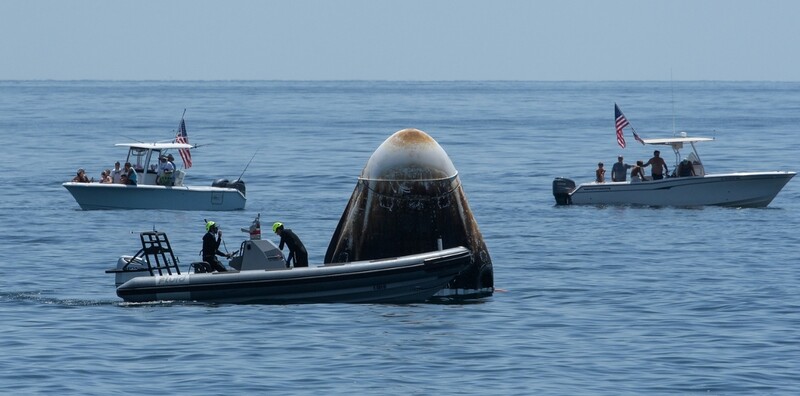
[362,128,457,180]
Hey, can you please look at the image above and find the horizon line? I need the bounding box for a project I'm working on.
[1,79,798,83]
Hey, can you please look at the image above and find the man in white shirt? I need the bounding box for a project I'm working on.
[156,156,175,185]
[110,161,123,184]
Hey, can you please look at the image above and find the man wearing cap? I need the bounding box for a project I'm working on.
[611,156,632,182]
[156,155,175,185]
[110,161,123,184]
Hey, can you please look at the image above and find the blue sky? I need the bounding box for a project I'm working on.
[1,0,796,80]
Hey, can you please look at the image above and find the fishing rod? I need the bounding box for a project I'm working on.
[121,135,145,143]
[236,149,259,182]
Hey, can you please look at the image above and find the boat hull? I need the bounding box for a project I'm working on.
[115,247,471,304]
[63,182,246,211]
[563,172,795,207]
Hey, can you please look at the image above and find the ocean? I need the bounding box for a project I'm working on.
[0,81,798,395]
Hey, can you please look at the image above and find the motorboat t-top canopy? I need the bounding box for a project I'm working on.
[640,132,715,176]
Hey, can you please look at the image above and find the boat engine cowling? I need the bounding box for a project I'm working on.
[553,177,576,205]
[212,178,246,195]
[109,256,151,287]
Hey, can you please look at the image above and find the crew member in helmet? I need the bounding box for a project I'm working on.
[202,221,230,272]
[272,222,308,268]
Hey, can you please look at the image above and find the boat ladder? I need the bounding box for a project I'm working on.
[137,231,181,276]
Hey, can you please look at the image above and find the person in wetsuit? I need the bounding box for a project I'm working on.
[272,222,308,268]
[202,221,230,272]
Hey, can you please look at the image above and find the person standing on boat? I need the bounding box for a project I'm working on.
[611,156,632,182]
[202,221,230,272]
[643,150,669,180]
[595,162,606,183]
[110,161,123,183]
[273,222,308,268]
[123,162,138,185]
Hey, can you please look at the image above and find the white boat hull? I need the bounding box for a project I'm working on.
[562,171,795,207]
[63,182,246,211]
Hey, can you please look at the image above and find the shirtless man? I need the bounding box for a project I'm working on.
[643,150,669,180]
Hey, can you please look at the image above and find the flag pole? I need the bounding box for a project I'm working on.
[618,104,645,145]
[180,109,186,171]
[178,108,186,130]
[629,123,645,145]
[175,109,191,170]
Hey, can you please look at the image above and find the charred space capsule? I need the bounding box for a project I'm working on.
[324,128,493,297]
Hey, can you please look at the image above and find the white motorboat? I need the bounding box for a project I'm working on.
[107,228,472,304]
[63,142,246,211]
[553,133,796,208]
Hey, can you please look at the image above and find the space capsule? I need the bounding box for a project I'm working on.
[324,128,493,297]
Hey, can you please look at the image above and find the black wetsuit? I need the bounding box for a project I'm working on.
[202,231,228,272]
[279,228,308,267]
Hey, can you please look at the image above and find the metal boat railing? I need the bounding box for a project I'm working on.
[137,231,181,276]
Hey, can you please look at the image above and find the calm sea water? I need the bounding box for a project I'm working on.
[0,81,798,395]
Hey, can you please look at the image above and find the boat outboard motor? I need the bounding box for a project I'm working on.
[553,177,576,205]
[212,178,230,188]
[211,178,246,195]
[228,179,246,195]
[107,255,151,287]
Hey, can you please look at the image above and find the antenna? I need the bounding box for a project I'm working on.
[671,69,676,136]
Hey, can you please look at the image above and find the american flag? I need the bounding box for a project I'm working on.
[175,118,192,169]
[615,103,629,148]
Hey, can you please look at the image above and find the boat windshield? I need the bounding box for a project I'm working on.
[127,148,148,172]
[668,142,705,176]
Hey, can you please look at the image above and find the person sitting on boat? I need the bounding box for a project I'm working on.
[72,168,91,183]
[676,158,696,177]
[631,160,646,182]
[202,221,231,272]
[123,162,138,186]
[595,162,605,183]
[643,150,669,180]
[110,161,123,183]
[156,156,175,185]
[273,222,308,268]
[611,156,632,182]
[100,169,113,183]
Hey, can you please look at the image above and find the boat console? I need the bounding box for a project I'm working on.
[229,239,287,271]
